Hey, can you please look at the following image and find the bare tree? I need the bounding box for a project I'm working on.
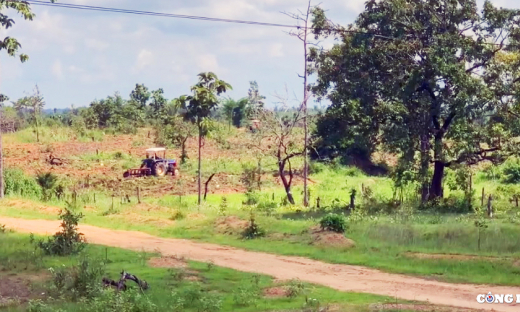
[258,89,305,205]
[13,85,45,143]
[282,0,318,207]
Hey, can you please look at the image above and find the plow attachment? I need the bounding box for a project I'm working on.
[123,168,151,178]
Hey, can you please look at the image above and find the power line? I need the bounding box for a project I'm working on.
[23,0,298,28]
[21,0,520,49]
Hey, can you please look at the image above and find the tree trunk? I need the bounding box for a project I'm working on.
[198,127,202,206]
[420,133,430,203]
[278,159,296,205]
[203,173,216,201]
[181,139,188,164]
[429,161,445,200]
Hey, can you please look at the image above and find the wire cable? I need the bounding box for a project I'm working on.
[23,0,298,28]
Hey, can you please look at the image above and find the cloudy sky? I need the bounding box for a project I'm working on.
[0,0,519,109]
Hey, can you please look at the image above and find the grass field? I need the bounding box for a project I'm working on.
[0,232,403,312]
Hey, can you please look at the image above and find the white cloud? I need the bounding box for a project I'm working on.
[134,49,154,72]
[85,38,109,51]
[52,60,63,79]
[269,43,284,57]
[197,54,220,73]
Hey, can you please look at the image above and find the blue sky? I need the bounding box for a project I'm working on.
[0,0,519,109]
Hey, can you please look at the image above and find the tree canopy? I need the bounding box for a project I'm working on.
[311,0,520,200]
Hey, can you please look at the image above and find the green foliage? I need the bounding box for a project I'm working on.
[419,196,474,214]
[310,0,520,199]
[3,168,41,198]
[35,206,86,256]
[0,0,35,62]
[36,172,58,201]
[218,197,228,216]
[319,213,347,233]
[89,288,157,312]
[286,279,306,299]
[170,209,186,221]
[502,159,520,184]
[170,285,223,312]
[48,256,105,300]
[242,212,265,239]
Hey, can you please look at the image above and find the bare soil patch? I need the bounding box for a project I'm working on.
[263,286,289,298]
[215,216,248,235]
[0,272,49,303]
[309,227,356,249]
[148,256,187,269]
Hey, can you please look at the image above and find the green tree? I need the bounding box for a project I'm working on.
[161,116,197,164]
[178,72,232,205]
[149,88,167,119]
[0,0,38,62]
[311,0,520,200]
[129,83,150,109]
[246,81,265,120]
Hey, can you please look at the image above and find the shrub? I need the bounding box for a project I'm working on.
[319,213,347,233]
[503,159,520,184]
[4,168,41,198]
[286,279,306,298]
[218,197,228,216]
[36,172,58,201]
[233,284,259,307]
[88,288,157,312]
[419,196,474,213]
[35,206,86,256]
[170,209,185,221]
[170,285,223,312]
[242,213,265,239]
[49,257,105,300]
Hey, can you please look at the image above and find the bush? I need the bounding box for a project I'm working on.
[35,207,86,256]
[170,285,223,312]
[170,209,185,221]
[4,168,41,198]
[419,195,474,213]
[503,159,520,184]
[319,213,347,233]
[88,288,157,312]
[49,257,105,300]
[242,213,265,239]
[36,172,58,201]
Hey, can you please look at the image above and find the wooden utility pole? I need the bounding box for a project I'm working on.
[284,0,313,207]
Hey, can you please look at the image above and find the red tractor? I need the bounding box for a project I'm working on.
[123,148,179,178]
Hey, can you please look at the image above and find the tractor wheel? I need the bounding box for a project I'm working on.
[154,163,166,177]
[173,169,180,177]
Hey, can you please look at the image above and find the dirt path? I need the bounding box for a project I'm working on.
[1,217,518,312]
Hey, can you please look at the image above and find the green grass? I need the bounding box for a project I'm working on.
[2,161,520,287]
[0,232,399,312]
[3,126,106,144]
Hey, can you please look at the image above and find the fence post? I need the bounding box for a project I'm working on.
[487,195,493,218]
[137,186,141,204]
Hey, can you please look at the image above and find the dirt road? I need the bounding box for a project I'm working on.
[1,217,518,311]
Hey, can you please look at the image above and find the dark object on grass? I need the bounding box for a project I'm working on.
[103,271,149,291]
